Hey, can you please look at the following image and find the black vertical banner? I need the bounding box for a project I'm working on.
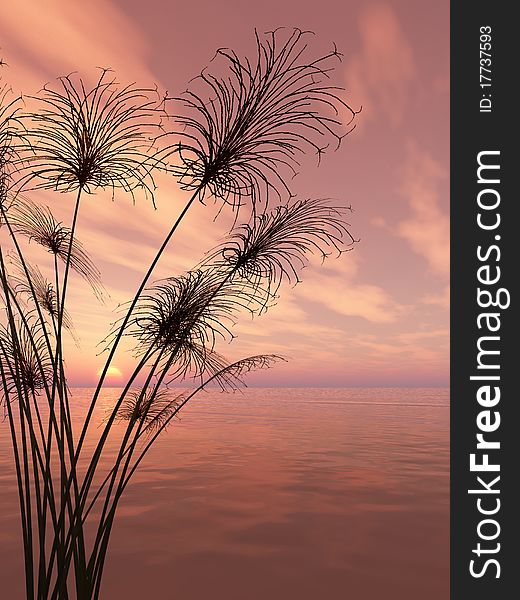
[451,3,517,599]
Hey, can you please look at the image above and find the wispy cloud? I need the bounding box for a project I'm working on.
[423,285,450,310]
[345,2,416,128]
[0,0,450,387]
[397,143,449,279]
[294,257,403,324]
[2,0,150,90]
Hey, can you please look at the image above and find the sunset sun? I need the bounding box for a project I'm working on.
[97,366,123,380]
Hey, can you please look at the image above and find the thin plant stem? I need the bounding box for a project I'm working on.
[57,187,202,586]
[76,187,199,463]
[85,347,167,586]
[49,187,89,597]
[0,352,32,599]
[52,188,203,567]
[88,265,243,588]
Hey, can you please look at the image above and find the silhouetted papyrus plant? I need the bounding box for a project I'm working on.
[170,28,357,211]
[0,28,358,600]
[18,69,165,200]
[9,197,105,300]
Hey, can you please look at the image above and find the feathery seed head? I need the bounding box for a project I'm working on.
[19,69,166,202]
[206,197,357,298]
[8,197,105,299]
[0,317,53,396]
[169,28,358,213]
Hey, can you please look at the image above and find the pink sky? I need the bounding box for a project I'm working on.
[1,0,449,387]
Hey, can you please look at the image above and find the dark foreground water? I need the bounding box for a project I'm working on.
[0,388,449,599]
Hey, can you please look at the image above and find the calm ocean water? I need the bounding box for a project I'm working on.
[0,388,449,599]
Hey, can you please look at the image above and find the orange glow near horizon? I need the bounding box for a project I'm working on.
[97,367,123,380]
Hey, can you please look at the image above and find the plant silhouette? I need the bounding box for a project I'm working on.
[0,28,358,599]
